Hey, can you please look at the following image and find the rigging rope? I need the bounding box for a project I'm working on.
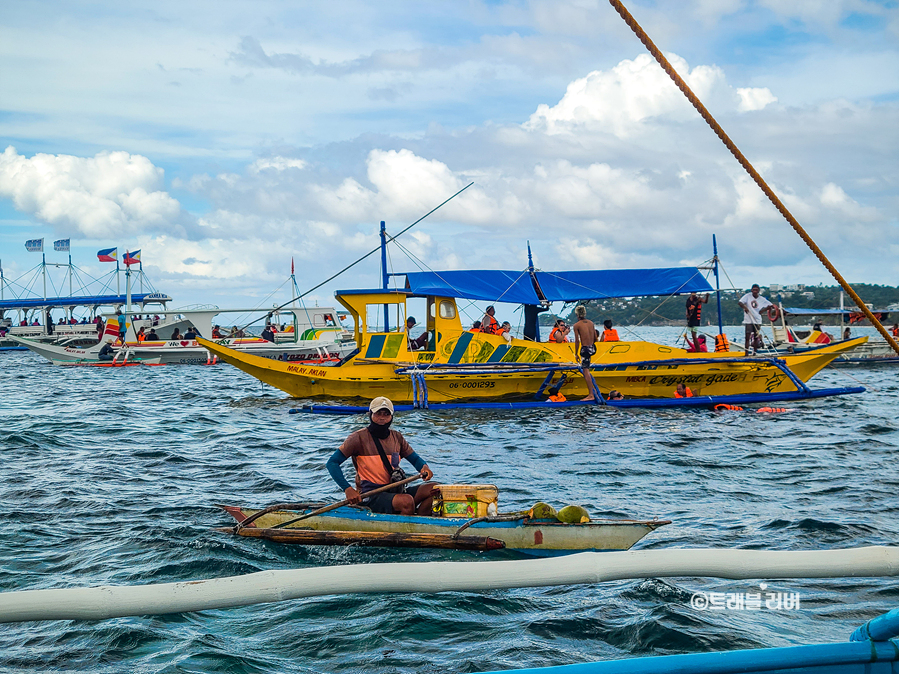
[608,0,899,357]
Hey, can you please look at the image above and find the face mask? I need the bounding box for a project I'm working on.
[368,415,392,439]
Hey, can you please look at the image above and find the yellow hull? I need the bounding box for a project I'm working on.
[198,335,866,402]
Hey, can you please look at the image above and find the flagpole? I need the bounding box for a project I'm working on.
[125,253,132,343]
[42,252,47,301]
[68,252,73,297]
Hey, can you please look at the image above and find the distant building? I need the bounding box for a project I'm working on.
[801,291,815,299]
[769,284,782,292]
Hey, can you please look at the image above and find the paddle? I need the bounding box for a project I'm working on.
[235,473,423,533]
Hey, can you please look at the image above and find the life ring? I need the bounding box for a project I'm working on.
[766,306,780,322]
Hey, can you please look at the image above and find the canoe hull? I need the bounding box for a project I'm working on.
[199,336,866,402]
[220,505,669,555]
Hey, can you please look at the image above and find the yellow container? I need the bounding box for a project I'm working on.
[433,484,499,518]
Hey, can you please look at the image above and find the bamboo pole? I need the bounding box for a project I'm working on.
[608,0,899,357]
[1,546,897,623]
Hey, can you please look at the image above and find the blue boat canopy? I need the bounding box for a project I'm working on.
[401,267,712,304]
[0,293,172,312]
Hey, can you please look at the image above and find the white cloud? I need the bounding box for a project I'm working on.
[0,146,187,238]
[736,87,777,112]
[250,157,308,172]
[523,53,733,138]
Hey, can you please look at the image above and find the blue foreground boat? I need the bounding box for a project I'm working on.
[487,607,899,673]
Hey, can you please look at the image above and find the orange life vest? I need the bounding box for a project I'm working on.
[137,333,146,342]
[756,407,787,413]
[602,329,619,342]
[687,295,703,322]
[714,404,744,411]
[468,328,481,333]
[892,327,899,337]
[549,326,566,342]
[674,387,693,398]
[714,334,730,352]
[482,314,499,335]
[547,393,567,402]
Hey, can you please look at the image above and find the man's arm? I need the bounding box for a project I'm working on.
[326,449,360,503]
[405,451,434,481]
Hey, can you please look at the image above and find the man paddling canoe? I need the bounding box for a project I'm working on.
[326,396,437,516]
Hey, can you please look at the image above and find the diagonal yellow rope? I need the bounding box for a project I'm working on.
[608,0,899,357]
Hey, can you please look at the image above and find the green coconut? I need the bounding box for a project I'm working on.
[528,502,558,520]
[557,505,590,524]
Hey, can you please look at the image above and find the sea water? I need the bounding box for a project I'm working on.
[0,326,896,673]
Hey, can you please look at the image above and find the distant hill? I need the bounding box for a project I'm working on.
[540,284,899,327]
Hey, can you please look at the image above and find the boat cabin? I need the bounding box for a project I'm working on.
[336,289,463,363]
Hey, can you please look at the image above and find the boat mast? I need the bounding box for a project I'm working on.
[380,220,389,332]
[0,258,4,301]
[712,234,723,337]
[42,252,47,301]
[125,252,132,341]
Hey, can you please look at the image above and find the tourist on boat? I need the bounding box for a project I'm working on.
[674,383,694,398]
[170,328,182,341]
[261,325,275,342]
[686,291,710,346]
[137,327,147,342]
[497,321,513,343]
[481,305,500,334]
[608,390,625,401]
[212,325,224,338]
[326,397,437,516]
[892,324,899,337]
[97,340,115,361]
[405,317,429,350]
[549,319,569,343]
[146,328,159,341]
[572,305,600,402]
[116,312,126,344]
[812,323,832,343]
[843,326,851,340]
[152,314,160,325]
[738,284,773,354]
[546,385,566,402]
[468,320,482,333]
[184,326,199,339]
[600,319,619,342]
[686,334,709,352]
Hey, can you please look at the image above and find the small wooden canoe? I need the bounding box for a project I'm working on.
[216,526,505,551]
[219,504,670,556]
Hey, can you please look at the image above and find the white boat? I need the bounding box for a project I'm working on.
[11,306,358,366]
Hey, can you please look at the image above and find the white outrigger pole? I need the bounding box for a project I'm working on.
[0,546,896,623]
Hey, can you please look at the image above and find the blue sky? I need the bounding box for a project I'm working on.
[1,0,897,324]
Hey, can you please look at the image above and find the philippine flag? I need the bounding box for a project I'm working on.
[123,250,141,266]
[97,247,117,262]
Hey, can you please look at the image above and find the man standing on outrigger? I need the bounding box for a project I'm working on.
[326,397,437,516]
[572,305,600,401]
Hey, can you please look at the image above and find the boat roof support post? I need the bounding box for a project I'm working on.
[713,235,724,337]
[380,221,390,333]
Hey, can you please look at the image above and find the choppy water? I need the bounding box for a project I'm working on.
[1,327,897,673]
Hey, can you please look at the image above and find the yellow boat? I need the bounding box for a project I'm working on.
[197,286,866,402]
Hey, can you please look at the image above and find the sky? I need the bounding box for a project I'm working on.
[1,0,898,326]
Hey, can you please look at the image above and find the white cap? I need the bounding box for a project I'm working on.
[368,396,394,414]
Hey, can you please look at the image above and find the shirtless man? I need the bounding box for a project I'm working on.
[572,305,599,401]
